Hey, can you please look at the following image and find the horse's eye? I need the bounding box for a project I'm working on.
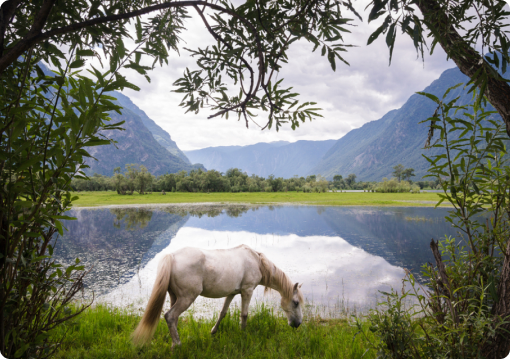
[293,300,299,307]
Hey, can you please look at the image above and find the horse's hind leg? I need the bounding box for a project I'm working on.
[211,294,235,335]
[163,296,196,347]
[240,289,254,330]
[169,290,177,307]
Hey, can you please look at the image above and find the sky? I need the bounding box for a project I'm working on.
[114,0,458,151]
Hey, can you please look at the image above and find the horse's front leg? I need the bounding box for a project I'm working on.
[240,289,254,330]
[211,294,235,334]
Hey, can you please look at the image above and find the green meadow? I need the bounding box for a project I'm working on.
[71,190,443,207]
[57,191,444,358]
[52,304,377,359]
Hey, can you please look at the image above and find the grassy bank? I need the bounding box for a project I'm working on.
[52,304,377,359]
[71,191,443,207]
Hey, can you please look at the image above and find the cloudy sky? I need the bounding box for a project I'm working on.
[106,1,469,151]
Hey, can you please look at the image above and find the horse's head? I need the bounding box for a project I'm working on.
[281,282,303,328]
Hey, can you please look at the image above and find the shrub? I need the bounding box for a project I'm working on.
[360,85,510,358]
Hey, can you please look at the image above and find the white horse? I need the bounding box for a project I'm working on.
[132,244,304,347]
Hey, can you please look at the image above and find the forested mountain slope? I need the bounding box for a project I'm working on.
[185,140,336,178]
[311,66,505,181]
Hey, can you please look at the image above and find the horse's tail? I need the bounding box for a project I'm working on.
[132,254,172,346]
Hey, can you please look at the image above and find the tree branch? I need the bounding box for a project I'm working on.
[0,0,264,75]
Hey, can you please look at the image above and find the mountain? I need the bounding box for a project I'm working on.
[185,140,336,178]
[37,62,201,176]
[85,103,203,176]
[110,92,191,164]
[310,66,505,181]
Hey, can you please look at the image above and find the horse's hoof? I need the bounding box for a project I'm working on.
[211,328,217,335]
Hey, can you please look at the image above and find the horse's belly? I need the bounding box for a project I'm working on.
[200,269,245,298]
[199,255,251,298]
[200,286,242,298]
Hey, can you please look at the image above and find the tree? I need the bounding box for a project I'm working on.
[402,167,415,182]
[367,0,510,137]
[366,3,510,356]
[392,164,405,182]
[0,54,126,357]
[0,0,356,131]
[0,0,359,357]
[332,174,345,189]
[345,173,356,187]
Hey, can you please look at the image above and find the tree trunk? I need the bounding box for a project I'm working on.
[417,0,510,137]
[417,1,510,357]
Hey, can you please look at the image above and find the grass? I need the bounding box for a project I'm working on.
[71,191,444,207]
[52,304,377,359]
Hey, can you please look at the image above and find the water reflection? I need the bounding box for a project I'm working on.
[53,208,188,295]
[54,205,461,314]
[111,208,153,230]
[102,228,405,316]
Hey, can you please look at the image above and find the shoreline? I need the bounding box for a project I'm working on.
[71,200,448,210]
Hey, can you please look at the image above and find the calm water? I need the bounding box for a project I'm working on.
[54,205,460,316]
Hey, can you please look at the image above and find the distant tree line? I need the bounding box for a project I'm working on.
[72,164,445,194]
[72,165,376,193]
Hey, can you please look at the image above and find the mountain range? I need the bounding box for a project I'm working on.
[186,65,507,181]
[40,59,508,181]
[185,140,336,178]
[308,67,502,181]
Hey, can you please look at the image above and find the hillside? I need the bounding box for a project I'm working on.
[110,92,191,164]
[310,66,505,181]
[185,140,336,178]
[85,105,204,176]
[38,62,201,176]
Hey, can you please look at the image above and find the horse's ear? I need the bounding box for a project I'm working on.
[293,282,299,292]
[298,283,303,288]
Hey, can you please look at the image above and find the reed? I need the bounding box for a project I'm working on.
[52,303,377,358]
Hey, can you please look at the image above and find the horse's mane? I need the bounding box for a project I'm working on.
[257,251,303,302]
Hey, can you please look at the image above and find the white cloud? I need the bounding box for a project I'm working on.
[109,1,457,151]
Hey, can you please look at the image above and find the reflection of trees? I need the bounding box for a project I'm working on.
[111,208,153,230]
[161,205,254,218]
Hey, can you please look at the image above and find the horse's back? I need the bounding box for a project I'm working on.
[170,245,262,298]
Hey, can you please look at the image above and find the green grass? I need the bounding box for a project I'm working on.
[71,191,443,207]
[52,304,377,359]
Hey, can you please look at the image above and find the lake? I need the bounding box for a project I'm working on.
[54,205,460,317]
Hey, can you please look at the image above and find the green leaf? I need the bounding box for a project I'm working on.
[51,215,76,220]
[367,16,391,45]
[54,220,64,236]
[14,344,28,358]
[77,49,95,57]
[386,23,397,65]
[417,91,440,104]
[70,59,86,69]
